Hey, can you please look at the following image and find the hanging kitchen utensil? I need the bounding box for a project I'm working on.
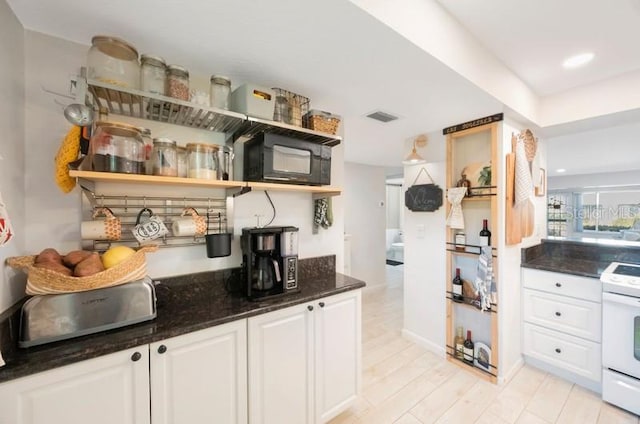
[205,212,231,258]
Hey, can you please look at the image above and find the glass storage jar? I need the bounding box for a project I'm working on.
[88,121,145,174]
[166,65,189,101]
[137,127,153,175]
[177,146,188,178]
[140,54,166,95]
[186,143,219,179]
[152,138,178,177]
[87,36,140,89]
[210,75,231,110]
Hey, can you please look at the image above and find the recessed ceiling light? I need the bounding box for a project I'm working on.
[562,52,594,69]
[556,168,566,173]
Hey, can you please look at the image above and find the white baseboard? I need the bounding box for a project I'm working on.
[499,357,524,385]
[401,329,446,358]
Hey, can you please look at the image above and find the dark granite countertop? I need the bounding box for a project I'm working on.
[521,238,640,278]
[0,255,365,384]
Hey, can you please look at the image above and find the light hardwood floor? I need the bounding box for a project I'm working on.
[329,265,639,424]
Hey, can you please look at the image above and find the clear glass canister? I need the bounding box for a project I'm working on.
[210,75,231,110]
[140,54,166,95]
[187,143,219,179]
[177,146,188,178]
[88,121,145,174]
[166,65,189,101]
[152,138,178,177]
[87,35,140,89]
[137,127,153,175]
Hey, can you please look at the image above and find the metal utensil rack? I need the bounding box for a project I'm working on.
[81,187,232,252]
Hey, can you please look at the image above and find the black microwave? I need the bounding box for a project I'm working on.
[243,133,331,186]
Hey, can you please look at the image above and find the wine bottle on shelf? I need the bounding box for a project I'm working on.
[463,330,474,364]
[454,326,465,360]
[452,268,464,302]
[479,219,491,246]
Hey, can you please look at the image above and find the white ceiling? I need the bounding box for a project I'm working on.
[436,0,640,96]
[6,0,640,173]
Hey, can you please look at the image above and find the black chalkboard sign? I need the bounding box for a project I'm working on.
[405,184,443,212]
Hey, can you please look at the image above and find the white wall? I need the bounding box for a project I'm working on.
[402,160,446,354]
[401,129,447,354]
[344,162,386,285]
[549,170,640,191]
[2,30,344,310]
[0,0,26,313]
[498,120,546,382]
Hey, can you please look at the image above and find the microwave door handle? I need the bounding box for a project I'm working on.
[265,176,290,181]
[272,259,281,282]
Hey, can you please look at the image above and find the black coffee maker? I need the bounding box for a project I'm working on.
[241,226,299,300]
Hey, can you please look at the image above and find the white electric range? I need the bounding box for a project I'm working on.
[600,262,640,416]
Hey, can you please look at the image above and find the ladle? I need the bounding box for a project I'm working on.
[63,104,94,127]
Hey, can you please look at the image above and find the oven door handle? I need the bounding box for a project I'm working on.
[603,291,640,308]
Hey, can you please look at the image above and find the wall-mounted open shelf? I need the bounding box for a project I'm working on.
[80,76,342,146]
[69,170,342,197]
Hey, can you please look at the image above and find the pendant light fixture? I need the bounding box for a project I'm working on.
[403,134,427,165]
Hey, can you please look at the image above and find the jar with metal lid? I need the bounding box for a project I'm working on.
[166,65,189,101]
[152,138,178,177]
[137,127,153,175]
[140,54,166,95]
[87,121,145,174]
[186,143,219,179]
[177,146,188,178]
[87,35,140,89]
[210,75,231,110]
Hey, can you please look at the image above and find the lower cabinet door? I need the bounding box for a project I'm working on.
[0,346,150,424]
[315,290,361,423]
[150,320,248,424]
[248,302,315,424]
[523,323,601,382]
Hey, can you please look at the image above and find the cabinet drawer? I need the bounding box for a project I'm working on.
[523,289,601,342]
[522,268,601,302]
[523,323,601,382]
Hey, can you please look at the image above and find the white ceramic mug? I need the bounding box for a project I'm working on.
[132,208,168,244]
[172,207,207,237]
[81,207,121,240]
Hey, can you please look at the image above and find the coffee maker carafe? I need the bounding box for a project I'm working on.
[242,226,299,300]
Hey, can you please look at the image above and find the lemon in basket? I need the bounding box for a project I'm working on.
[102,246,136,269]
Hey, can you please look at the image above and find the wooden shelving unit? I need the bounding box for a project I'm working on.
[69,170,342,197]
[445,121,500,384]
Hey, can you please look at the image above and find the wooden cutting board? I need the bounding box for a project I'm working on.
[505,153,522,244]
[522,199,535,238]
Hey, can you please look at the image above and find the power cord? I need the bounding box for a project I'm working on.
[264,191,276,227]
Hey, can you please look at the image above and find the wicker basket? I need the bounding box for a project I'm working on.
[303,110,341,135]
[6,245,157,295]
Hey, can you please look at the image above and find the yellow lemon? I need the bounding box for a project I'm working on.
[101,246,136,269]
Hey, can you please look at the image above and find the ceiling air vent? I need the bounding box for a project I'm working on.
[366,110,399,123]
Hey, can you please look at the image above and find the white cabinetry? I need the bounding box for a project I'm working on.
[150,320,247,424]
[522,268,602,389]
[248,290,361,424]
[0,346,150,424]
